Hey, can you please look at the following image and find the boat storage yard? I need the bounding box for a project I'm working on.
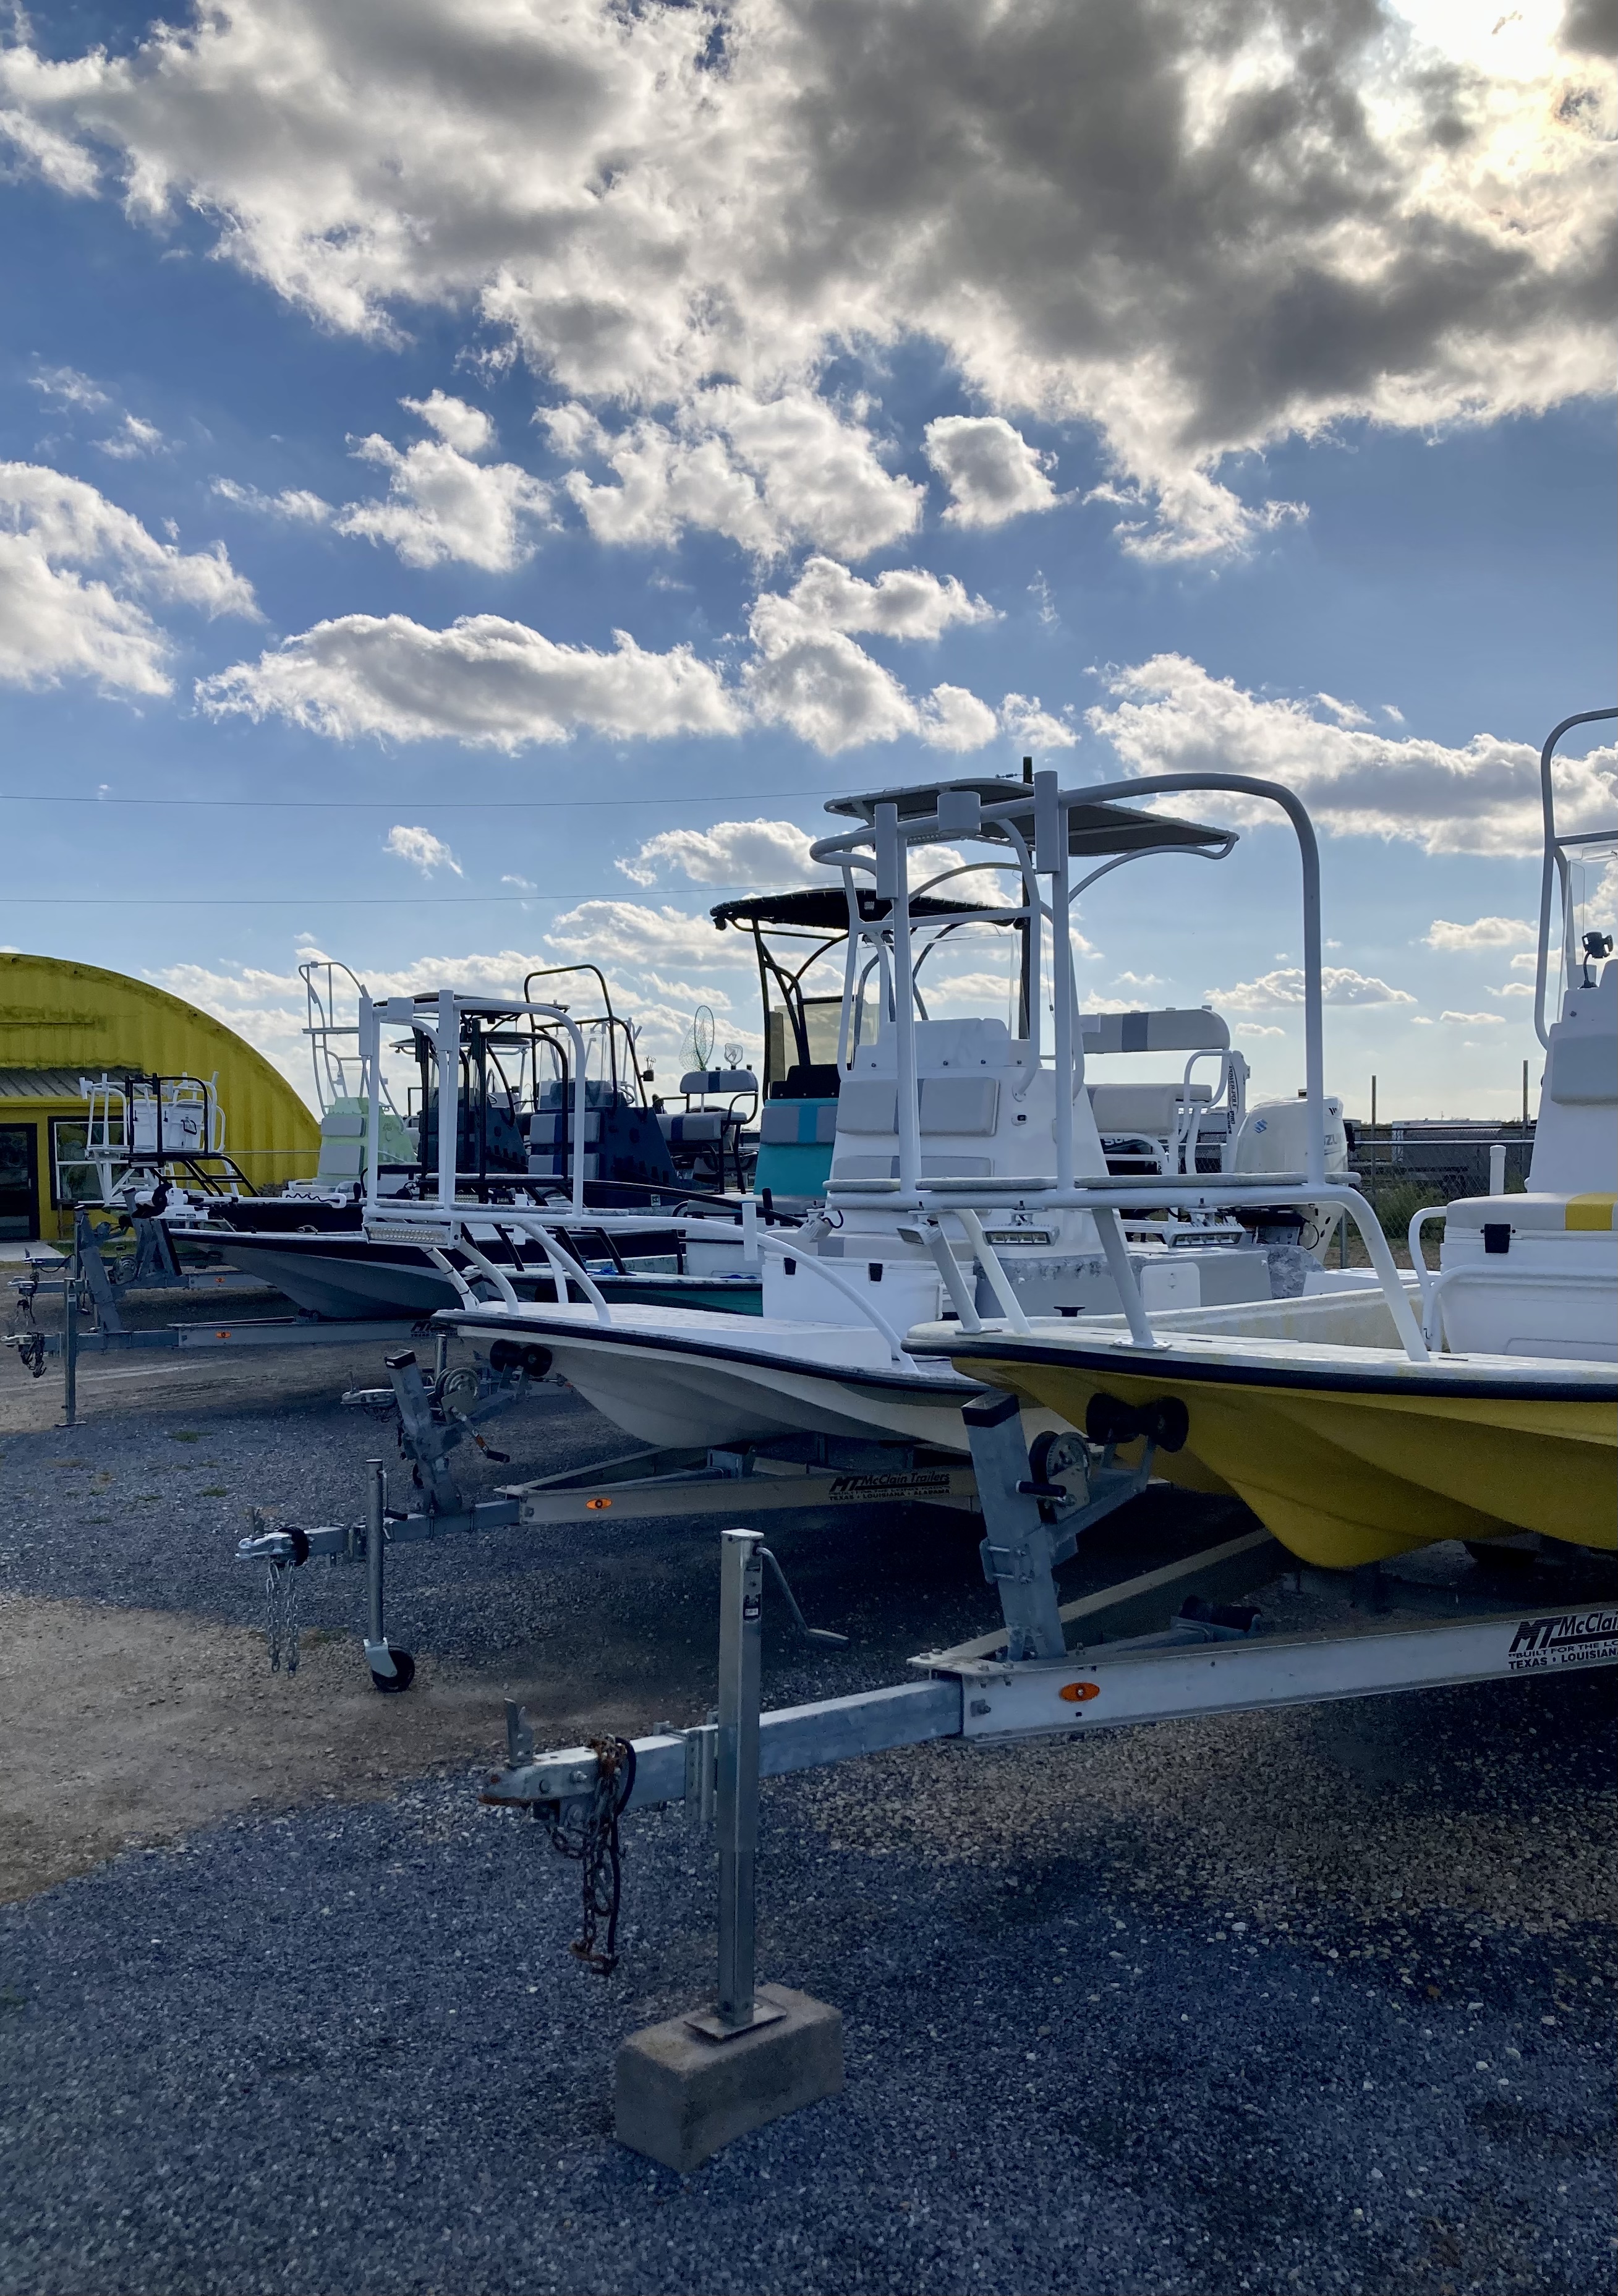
[1,732,1614,2295]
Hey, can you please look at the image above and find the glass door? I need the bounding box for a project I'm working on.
[0,1122,41,1240]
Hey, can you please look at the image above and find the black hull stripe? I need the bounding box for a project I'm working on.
[932,1337,1617,1406]
[441,1312,978,1402]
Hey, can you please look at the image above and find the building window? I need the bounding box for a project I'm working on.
[49,1117,110,1209]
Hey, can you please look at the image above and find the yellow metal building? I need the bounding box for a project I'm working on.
[0,952,319,1242]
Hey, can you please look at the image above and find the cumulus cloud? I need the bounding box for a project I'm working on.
[256,935,757,1088]
[744,558,999,754]
[1424,914,1537,949]
[547,899,753,976]
[336,397,551,571]
[746,615,917,754]
[150,945,576,1099]
[403,390,493,456]
[926,415,1058,528]
[1235,1022,1287,1040]
[6,0,1609,558]
[198,612,741,749]
[919,685,1001,753]
[783,556,995,642]
[1439,1009,1505,1025]
[1209,965,1417,1010]
[1090,655,1617,855]
[385,823,461,876]
[0,461,257,695]
[1488,980,1535,997]
[1000,691,1078,751]
[558,387,922,561]
[195,557,1015,760]
[212,477,333,523]
[618,818,817,889]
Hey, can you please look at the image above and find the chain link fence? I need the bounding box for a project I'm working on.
[1350,1125,1535,1244]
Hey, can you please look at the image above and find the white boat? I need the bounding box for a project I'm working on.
[433,772,1354,1449]
[201,965,773,1320]
[902,715,1617,1567]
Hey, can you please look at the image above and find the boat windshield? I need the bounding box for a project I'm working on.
[1557,832,1618,1005]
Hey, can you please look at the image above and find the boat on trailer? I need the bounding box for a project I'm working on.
[907,712,1617,1568]
[433,771,1360,1451]
[203,964,775,1320]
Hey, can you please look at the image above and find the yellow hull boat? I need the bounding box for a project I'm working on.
[911,1304,1617,1569]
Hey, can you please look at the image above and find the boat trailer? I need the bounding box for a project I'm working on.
[469,1391,1617,2169]
[7,1208,429,1428]
[235,1345,984,1689]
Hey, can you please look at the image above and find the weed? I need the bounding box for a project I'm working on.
[169,1432,202,1444]
[201,1485,229,1496]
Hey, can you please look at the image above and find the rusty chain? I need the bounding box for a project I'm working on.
[537,1735,637,1975]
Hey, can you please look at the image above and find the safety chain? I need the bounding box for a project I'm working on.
[250,1508,305,1678]
[264,1555,302,1676]
[538,1736,637,1975]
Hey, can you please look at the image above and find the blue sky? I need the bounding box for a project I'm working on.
[1,0,1612,1117]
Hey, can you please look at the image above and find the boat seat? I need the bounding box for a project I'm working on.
[760,1101,838,1146]
[1446,1192,1617,1234]
[678,1069,758,1097]
[919,1076,998,1134]
[837,1079,900,1133]
[658,1111,728,1145]
[1089,1082,1213,1136]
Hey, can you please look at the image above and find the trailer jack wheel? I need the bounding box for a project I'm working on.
[370,1647,416,1694]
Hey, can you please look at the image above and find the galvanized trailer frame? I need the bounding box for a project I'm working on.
[236,1344,987,1689]
[6,1207,428,1426]
[476,1390,1617,2116]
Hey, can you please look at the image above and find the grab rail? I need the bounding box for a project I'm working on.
[933,1178,1429,1362]
[1407,1205,1449,1334]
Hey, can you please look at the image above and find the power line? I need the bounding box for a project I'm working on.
[0,885,762,907]
[0,788,827,813]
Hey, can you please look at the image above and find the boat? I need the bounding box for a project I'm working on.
[432,770,1353,1450]
[202,963,773,1319]
[904,714,1617,1566]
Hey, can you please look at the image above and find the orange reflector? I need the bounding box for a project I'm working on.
[1058,1681,1101,1704]
[585,1496,613,1511]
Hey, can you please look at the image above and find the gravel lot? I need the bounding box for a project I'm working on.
[1,1317,1614,2294]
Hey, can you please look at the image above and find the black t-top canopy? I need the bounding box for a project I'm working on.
[711,887,1008,933]
[822,775,1232,858]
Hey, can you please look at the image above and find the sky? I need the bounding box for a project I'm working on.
[0,0,1613,1122]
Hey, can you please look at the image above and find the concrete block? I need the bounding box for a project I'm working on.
[615,1984,843,2171]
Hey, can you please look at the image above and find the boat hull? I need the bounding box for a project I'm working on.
[213,1235,762,1323]
[435,1302,995,1451]
[940,1331,1617,1568]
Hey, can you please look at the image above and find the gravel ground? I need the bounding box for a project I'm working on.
[0,1329,1262,1691]
[0,1676,1612,2296]
[1,1321,1614,2293]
